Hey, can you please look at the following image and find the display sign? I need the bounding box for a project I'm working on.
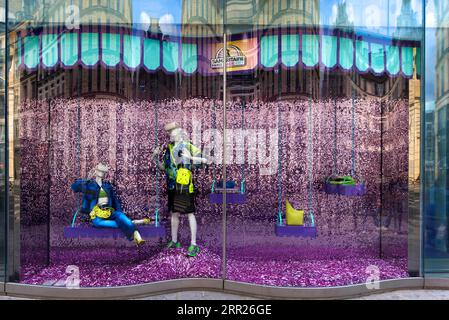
[202,38,258,74]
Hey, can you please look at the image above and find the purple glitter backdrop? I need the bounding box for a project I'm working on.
[18,97,409,287]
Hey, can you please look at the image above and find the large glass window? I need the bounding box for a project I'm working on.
[2,0,434,289]
[223,0,422,287]
[9,0,225,287]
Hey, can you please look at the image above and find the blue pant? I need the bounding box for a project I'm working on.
[92,210,136,241]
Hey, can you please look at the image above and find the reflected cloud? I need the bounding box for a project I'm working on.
[139,11,151,31]
[159,13,178,36]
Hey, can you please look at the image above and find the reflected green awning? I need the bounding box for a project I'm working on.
[102,33,120,67]
[302,34,319,67]
[401,47,414,77]
[281,34,299,67]
[182,43,198,74]
[322,35,337,68]
[81,33,99,66]
[162,41,179,72]
[24,35,39,69]
[371,43,385,74]
[355,40,369,72]
[144,38,160,70]
[386,45,400,75]
[261,35,278,68]
[123,35,141,68]
[259,34,418,76]
[61,33,78,66]
[42,34,58,67]
[339,37,353,70]
[18,28,420,78]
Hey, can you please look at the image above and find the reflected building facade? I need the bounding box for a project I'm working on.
[433,0,449,252]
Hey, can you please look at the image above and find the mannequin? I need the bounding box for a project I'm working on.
[152,122,208,257]
[71,163,148,245]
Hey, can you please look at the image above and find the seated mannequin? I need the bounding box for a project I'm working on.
[71,163,148,245]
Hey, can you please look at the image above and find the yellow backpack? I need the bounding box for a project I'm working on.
[176,167,190,185]
[175,167,194,194]
[169,144,195,194]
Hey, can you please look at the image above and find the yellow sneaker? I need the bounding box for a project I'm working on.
[132,218,151,226]
[133,231,145,246]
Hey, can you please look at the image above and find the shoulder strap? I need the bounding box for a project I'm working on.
[168,143,177,166]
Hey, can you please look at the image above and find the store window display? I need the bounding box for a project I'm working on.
[8,0,427,289]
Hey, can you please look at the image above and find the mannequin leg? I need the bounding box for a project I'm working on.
[187,213,197,246]
[92,217,119,229]
[111,211,136,241]
[171,212,180,243]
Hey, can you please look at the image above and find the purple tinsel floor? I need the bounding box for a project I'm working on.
[20,245,408,288]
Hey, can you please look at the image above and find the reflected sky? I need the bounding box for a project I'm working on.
[132,0,424,33]
[133,0,182,22]
[132,0,182,34]
[130,0,436,106]
[320,0,423,30]
[132,0,182,28]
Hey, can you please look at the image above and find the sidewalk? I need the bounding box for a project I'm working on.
[352,289,449,300]
[136,289,449,300]
[1,289,449,300]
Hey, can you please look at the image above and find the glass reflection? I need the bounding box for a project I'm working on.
[0,0,5,282]
[0,0,433,288]
[424,0,449,274]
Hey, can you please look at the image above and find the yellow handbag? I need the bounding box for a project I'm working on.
[89,205,113,220]
[286,199,304,226]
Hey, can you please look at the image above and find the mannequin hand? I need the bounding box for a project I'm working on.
[152,146,162,158]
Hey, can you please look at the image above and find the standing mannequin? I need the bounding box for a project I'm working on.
[152,122,208,257]
[71,163,148,245]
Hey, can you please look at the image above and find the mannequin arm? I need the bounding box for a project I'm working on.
[71,179,87,192]
[157,162,165,171]
[152,147,166,171]
[183,142,208,164]
[182,154,208,164]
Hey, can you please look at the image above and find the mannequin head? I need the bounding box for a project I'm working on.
[94,163,109,179]
[170,127,187,143]
[164,122,187,143]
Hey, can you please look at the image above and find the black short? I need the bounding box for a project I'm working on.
[168,189,195,214]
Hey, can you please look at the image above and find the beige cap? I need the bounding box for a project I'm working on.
[164,122,180,132]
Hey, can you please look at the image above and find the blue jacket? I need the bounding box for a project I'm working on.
[71,179,122,214]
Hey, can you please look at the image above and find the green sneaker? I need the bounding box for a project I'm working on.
[166,241,181,249]
[186,245,200,257]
